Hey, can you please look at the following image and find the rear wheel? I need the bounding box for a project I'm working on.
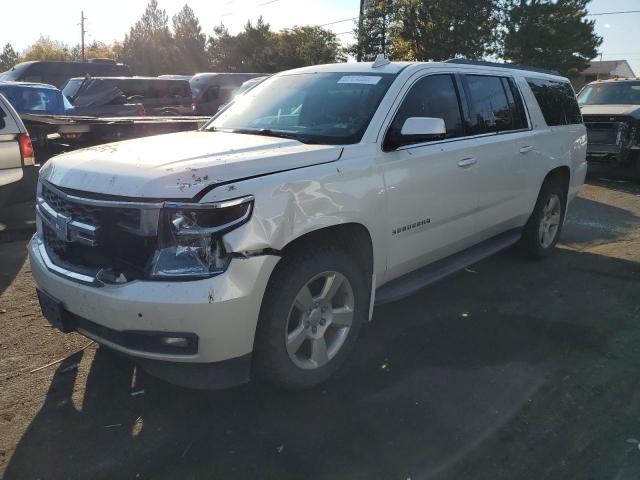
[519,179,566,258]
[253,246,368,389]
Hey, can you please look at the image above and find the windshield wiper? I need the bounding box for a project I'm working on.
[230,128,312,144]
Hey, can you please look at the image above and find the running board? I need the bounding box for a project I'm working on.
[374,228,522,305]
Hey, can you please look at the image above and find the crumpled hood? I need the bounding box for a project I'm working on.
[580,104,640,119]
[40,131,343,198]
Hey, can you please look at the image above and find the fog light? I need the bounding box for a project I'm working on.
[160,337,189,348]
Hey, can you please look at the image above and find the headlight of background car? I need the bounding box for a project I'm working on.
[149,196,254,279]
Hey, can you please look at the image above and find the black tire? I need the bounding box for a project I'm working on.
[253,245,368,389]
[519,178,567,258]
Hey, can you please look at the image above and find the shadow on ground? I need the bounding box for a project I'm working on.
[4,243,639,480]
[0,241,28,298]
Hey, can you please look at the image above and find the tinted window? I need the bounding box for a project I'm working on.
[527,78,582,126]
[464,75,524,134]
[503,78,529,130]
[387,74,464,147]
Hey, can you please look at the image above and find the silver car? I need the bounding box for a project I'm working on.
[0,93,35,208]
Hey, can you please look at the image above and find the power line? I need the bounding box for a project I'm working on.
[257,0,279,6]
[587,10,640,16]
[318,17,358,27]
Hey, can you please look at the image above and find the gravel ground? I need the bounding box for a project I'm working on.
[0,179,639,480]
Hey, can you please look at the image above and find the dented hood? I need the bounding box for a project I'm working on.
[580,104,640,119]
[40,131,343,198]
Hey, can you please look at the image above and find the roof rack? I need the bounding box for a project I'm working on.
[444,58,561,77]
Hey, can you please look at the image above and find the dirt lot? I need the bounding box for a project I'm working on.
[1,179,639,480]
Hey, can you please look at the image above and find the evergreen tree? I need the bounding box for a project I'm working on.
[172,4,208,73]
[121,0,177,75]
[352,0,395,61]
[390,0,501,61]
[503,0,602,75]
[0,43,20,71]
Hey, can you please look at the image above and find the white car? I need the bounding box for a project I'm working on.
[29,59,587,389]
[0,93,35,208]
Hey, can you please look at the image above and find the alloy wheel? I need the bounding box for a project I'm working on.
[539,193,562,248]
[285,271,355,370]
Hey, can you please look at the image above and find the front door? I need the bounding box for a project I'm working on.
[380,73,480,281]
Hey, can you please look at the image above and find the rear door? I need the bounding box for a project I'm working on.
[459,73,532,239]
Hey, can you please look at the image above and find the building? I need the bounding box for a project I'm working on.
[572,60,636,91]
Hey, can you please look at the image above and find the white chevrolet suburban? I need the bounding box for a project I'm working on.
[29,59,587,389]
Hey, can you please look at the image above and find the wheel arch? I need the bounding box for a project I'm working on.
[280,222,374,279]
[543,165,570,196]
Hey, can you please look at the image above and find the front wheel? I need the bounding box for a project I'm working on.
[253,246,368,389]
[519,180,566,258]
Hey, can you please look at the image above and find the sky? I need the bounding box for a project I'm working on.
[2,0,640,73]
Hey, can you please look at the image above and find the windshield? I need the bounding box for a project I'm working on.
[0,63,29,81]
[207,72,395,145]
[578,82,640,105]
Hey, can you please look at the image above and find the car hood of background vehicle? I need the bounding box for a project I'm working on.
[580,104,640,119]
[40,131,343,198]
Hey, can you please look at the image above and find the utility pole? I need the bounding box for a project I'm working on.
[357,0,365,62]
[80,10,86,61]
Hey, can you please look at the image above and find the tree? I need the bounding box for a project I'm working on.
[208,17,276,72]
[390,0,501,61]
[352,0,395,61]
[208,18,345,72]
[21,36,70,62]
[276,26,346,69]
[0,43,19,71]
[503,0,602,76]
[121,0,177,75]
[69,41,121,62]
[172,4,208,73]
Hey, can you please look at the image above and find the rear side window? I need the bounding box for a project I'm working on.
[390,74,464,142]
[463,75,527,134]
[526,78,582,126]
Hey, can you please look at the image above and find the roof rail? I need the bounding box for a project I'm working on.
[444,58,561,76]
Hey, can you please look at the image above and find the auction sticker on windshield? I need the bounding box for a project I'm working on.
[337,76,382,85]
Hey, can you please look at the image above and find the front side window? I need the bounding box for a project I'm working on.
[209,72,395,145]
[386,74,464,148]
[464,75,524,134]
[527,78,582,126]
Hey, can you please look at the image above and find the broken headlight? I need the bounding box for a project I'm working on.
[149,196,254,279]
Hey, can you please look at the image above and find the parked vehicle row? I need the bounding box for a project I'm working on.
[29,58,587,390]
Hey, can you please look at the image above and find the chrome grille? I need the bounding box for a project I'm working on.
[42,184,103,226]
[35,181,161,281]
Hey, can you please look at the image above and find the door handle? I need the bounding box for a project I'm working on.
[457,157,477,168]
[519,145,534,154]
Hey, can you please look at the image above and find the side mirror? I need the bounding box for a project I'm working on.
[400,117,446,136]
[384,116,447,151]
